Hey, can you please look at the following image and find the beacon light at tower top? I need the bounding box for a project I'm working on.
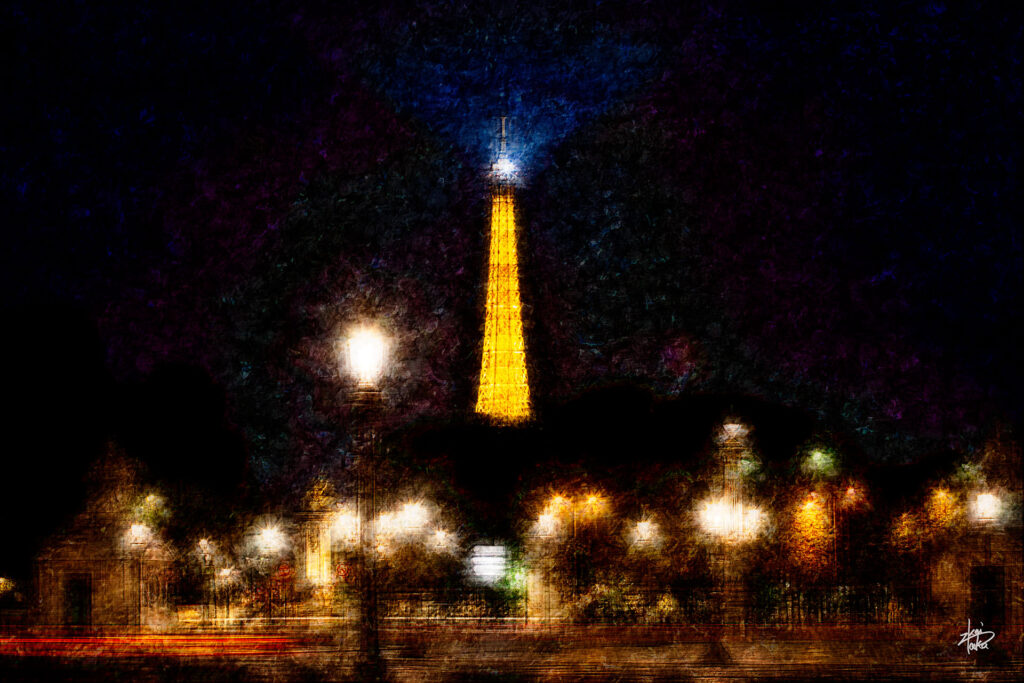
[492,156,517,180]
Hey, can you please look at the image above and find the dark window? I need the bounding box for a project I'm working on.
[970,565,1004,629]
[64,573,92,626]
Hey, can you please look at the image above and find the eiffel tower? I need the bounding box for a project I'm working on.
[475,117,531,423]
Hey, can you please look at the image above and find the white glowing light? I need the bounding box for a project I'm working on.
[536,512,557,536]
[635,520,657,544]
[494,157,516,177]
[127,523,152,547]
[376,512,397,536]
[698,497,765,543]
[721,423,748,441]
[469,545,507,584]
[332,508,360,543]
[396,502,429,531]
[257,525,285,554]
[347,328,386,385]
[974,492,1001,523]
[432,528,453,550]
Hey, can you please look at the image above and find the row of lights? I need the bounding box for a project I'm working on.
[122,486,1006,556]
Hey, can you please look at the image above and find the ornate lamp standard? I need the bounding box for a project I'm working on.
[697,422,766,630]
[255,525,285,622]
[126,523,153,628]
[344,327,387,681]
[544,493,607,613]
[198,539,214,624]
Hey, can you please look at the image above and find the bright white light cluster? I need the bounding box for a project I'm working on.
[634,520,658,545]
[332,508,360,544]
[492,157,517,179]
[346,328,386,385]
[125,523,153,548]
[469,545,507,584]
[971,492,1002,525]
[698,497,766,543]
[256,525,286,554]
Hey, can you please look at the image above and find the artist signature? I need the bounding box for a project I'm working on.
[957,619,996,653]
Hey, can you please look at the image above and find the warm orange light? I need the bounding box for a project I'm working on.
[548,495,569,513]
[581,493,607,516]
[927,488,959,528]
[475,186,531,422]
[793,495,831,570]
[892,512,921,553]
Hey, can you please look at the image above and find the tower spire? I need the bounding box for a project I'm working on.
[475,117,531,423]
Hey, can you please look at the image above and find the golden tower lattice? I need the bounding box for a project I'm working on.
[475,123,531,422]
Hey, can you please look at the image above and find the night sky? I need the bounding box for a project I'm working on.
[1,1,1020,578]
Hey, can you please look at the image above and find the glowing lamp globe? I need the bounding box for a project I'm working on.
[347,329,386,385]
[635,520,657,544]
[975,492,1001,523]
[257,525,285,554]
[128,523,152,547]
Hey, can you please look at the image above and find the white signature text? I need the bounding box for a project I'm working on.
[957,619,995,653]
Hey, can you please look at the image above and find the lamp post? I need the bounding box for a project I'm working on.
[217,567,235,622]
[545,494,606,611]
[253,528,286,626]
[345,328,387,681]
[126,523,152,628]
[198,539,213,624]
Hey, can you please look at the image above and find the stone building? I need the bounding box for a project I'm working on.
[35,448,175,628]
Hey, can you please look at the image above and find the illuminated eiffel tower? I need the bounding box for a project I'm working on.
[475,117,531,423]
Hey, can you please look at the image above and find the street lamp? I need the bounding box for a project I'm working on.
[344,326,387,681]
[346,328,387,386]
[973,492,1001,524]
[255,525,285,623]
[217,567,236,622]
[198,539,214,624]
[634,520,657,545]
[126,523,153,628]
[541,492,608,611]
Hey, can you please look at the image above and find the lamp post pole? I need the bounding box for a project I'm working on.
[127,524,151,629]
[345,329,387,682]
